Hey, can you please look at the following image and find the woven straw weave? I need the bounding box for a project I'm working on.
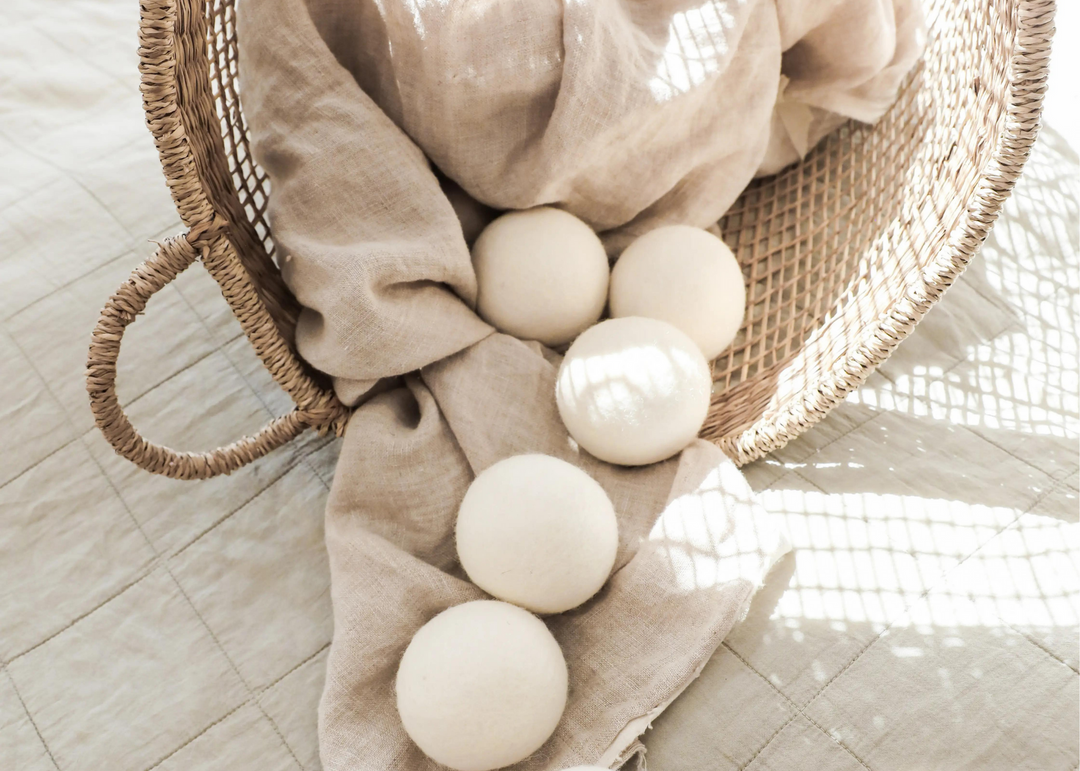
[87,0,1054,479]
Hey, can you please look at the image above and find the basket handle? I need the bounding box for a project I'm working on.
[86,229,330,480]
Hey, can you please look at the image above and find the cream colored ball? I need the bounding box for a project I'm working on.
[472,207,609,347]
[396,601,568,771]
[457,454,619,614]
[556,317,712,466]
[609,225,746,359]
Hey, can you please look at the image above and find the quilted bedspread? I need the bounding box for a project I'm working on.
[1,1,1077,770]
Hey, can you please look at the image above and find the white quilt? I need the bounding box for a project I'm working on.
[0,1,1076,770]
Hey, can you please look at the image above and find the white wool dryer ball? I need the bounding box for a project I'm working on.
[396,600,568,771]
[556,317,712,466]
[472,207,610,347]
[456,454,619,614]
[609,225,746,360]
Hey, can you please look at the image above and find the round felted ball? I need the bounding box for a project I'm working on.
[396,601,568,771]
[609,225,746,360]
[472,207,609,347]
[556,317,712,466]
[457,454,619,614]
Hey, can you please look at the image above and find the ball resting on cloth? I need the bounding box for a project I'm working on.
[556,317,712,466]
[609,225,746,360]
[396,601,568,771]
[472,207,609,347]
[457,454,619,614]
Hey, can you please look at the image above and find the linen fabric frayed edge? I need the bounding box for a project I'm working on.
[600,528,793,769]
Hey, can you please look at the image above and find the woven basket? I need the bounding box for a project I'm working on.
[87,0,1054,480]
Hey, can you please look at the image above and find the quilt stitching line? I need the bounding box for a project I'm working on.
[868,311,1071,491]
[1010,622,1080,676]
[723,644,874,771]
[171,269,248,351]
[957,421,1068,494]
[141,698,252,771]
[737,712,799,770]
[163,431,330,560]
[0,126,153,261]
[965,280,1024,328]
[2,262,326,770]
[1045,461,1080,490]
[712,392,1073,767]
[196,288,337,496]
[304,449,335,492]
[0,433,79,495]
[139,641,330,771]
[115,345,223,415]
[3,565,157,666]
[0,168,62,222]
[167,454,305,559]
[977,479,1080,676]
[789,469,828,492]
[160,559,306,770]
[758,404,888,479]
[6,288,1069,771]
[176,267,258,345]
[258,641,330,696]
[796,552,981,713]
[794,472,1070,713]
[728,468,1068,770]
[30,23,143,96]
[866,309,1017,394]
[71,378,311,771]
[3,666,61,771]
[795,712,873,771]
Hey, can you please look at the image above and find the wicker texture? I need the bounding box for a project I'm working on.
[88,0,1054,479]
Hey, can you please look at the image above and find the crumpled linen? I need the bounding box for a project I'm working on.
[236,0,921,767]
[759,0,927,175]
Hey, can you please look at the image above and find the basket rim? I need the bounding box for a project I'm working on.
[131,0,1055,472]
[712,0,1055,465]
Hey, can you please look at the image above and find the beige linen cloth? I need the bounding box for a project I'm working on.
[237,0,921,767]
[760,0,927,175]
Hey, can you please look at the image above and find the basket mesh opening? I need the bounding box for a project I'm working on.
[195,0,1026,456]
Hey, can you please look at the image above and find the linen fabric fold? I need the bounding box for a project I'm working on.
[759,0,926,175]
[237,0,919,766]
